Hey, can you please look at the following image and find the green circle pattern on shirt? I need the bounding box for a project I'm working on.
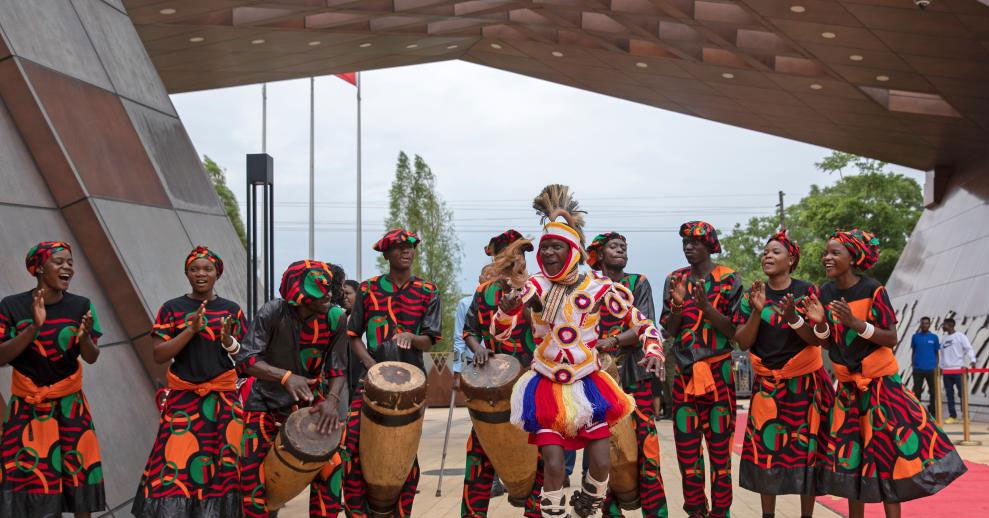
[202,393,219,423]
[190,454,215,485]
[57,326,78,352]
[675,406,698,434]
[761,421,789,452]
[895,426,920,457]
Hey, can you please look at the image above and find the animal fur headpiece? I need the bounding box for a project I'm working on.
[532,184,587,282]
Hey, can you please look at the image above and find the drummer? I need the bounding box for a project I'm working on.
[235,260,349,518]
[587,233,668,518]
[461,229,541,518]
[345,228,442,517]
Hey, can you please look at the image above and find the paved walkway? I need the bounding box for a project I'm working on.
[280,405,989,518]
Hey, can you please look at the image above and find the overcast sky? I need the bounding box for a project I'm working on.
[172,59,923,295]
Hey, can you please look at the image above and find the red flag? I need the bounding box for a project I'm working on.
[336,72,357,86]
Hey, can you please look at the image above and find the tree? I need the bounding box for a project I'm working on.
[203,156,247,247]
[721,151,923,286]
[378,152,463,352]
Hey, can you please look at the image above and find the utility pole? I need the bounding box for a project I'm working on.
[777,190,786,229]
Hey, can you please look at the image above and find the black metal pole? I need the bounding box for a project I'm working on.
[268,183,275,301]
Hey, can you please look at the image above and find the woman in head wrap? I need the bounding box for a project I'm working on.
[0,241,104,518]
[234,260,349,518]
[809,229,965,517]
[493,185,664,518]
[131,246,247,518]
[732,231,834,518]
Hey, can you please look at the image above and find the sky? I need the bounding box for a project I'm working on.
[171,59,924,295]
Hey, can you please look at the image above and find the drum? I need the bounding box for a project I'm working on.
[263,407,343,510]
[360,361,428,513]
[600,354,640,510]
[461,354,538,507]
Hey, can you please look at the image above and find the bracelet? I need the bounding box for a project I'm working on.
[788,315,805,330]
[222,337,240,354]
[280,370,293,385]
[813,323,831,339]
[861,322,876,340]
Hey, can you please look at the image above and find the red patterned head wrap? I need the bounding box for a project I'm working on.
[26,241,72,276]
[279,260,333,306]
[586,232,626,270]
[767,229,800,272]
[485,229,532,257]
[830,229,880,271]
[185,246,224,278]
[679,221,721,253]
[373,228,420,252]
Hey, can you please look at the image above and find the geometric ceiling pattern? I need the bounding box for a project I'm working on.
[129,0,989,170]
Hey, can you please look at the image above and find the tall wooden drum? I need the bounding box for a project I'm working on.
[360,361,428,513]
[600,353,640,510]
[461,354,538,507]
[263,407,342,510]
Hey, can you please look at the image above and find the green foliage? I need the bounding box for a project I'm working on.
[203,156,247,247]
[721,151,922,286]
[377,152,463,352]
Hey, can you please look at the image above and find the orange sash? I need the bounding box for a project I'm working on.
[685,353,732,397]
[11,361,83,405]
[750,346,822,382]
[167,368,238,396]
[832,347,898,391]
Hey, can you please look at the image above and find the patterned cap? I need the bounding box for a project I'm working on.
[185,246,224,278]
[25,241,72,276]
[767,229,800,272]
[586,232,626,270]
[279,260,333,306]
[485,229,532,257]
[373,228,420,252]
[679,221,721,253]
[830,229,880,271]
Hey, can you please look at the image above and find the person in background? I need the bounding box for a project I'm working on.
[910,316,939,415]
[940,317,975,424]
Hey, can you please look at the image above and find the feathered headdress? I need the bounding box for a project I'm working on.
[532,184,586,283]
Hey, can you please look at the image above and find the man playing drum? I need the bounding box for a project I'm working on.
[493,186,664,518]
[345,228,442,518]
[235,260,349,518]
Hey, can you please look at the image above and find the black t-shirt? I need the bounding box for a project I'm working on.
[819,276,896,373]
[152,295,246,383]
[0,290,101,386]
[736,279,818,370]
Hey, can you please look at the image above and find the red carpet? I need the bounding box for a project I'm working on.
[733,408,989,517]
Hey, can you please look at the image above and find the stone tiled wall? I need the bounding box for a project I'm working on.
[0,1,246,515]
[888,154,989,418]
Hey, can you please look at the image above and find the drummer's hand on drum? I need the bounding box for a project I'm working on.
[310,399,342,434]
[285,374,318,403]
[472,346,489,367]
[639,355,664,377]
[498,288,522,313]
[394,332,416,350]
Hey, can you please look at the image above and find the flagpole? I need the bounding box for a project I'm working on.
[309,77,315,259]
[356,73,362,281]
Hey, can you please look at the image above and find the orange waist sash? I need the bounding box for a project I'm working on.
[685,353,732,398]
[167,368,238,396]
[750,345,822,382]
[11,361,83,405]
[832,347,898,391]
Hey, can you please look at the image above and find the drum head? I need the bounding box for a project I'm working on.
[461,354,523,401]
[364,361,427,410]
[599,353,618,379]
[280,408,342,463]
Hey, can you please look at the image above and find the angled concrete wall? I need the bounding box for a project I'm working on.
[0,1,245,515]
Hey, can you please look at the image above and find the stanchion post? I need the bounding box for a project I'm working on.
[958,368,982,446]
[934,366,943,426]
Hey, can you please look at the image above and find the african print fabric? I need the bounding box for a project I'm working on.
[25,241,71,276]
[679,221,721,253]
[600,380,668,518]
[346,275,442,374]
[280,260,333,306]
[740,368,834,496]
[830,229,880,271]
[461,428,543,518]
[463,279,536,364]
[372,228,420,252]
[342,386,420,518]
[819,277,895,374]
[598,273,656,384]
[185,246,224,277]
[735,279,818,370]
[671,355,735,518]
[661,265,742,371]
[150,295,246,383]
[0,290,105,517]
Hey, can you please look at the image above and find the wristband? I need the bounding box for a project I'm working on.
[280,370,293,385]
[222,337,240,354]
[861,322,876,340]
[813,323,831,340]
[788,315,805,330]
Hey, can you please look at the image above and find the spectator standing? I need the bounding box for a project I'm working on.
[911,317,940,414]
[940,317,976,423]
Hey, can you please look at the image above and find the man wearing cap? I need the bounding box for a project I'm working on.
[344,228,442,517]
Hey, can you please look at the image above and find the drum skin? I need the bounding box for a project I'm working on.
[360,361,427,512]
[600,353,640,510]
[461,354,538,507]
[264,407,342,510]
